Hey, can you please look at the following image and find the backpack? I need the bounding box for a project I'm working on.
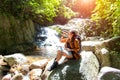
[76,35,81,51]
[66,35,81,60]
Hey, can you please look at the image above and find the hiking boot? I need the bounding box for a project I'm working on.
[48,60,58,71]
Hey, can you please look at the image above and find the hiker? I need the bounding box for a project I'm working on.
[48,30,81,71]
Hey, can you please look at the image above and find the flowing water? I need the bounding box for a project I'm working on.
[32,18,100,80]
[34,27,61,59]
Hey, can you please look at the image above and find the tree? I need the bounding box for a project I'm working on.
[91,0,120,37]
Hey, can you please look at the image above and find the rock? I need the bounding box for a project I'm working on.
[98,67,120,80]
[0,14,35,54]
[0,65,10,73]
[11,73,24,80]
[103,36,120,51]
[42,58,82,80]
[2,74,11,80]
[95,42,111,68]
[103,37,120,69]
[4,53,28,66]
[82,41,101,52]
[0,55,9,76]
[29,69,42,80]
[41,59,55,80]
[2,73,12,80]
[79,51,99,80]
[19,64,30,75]
[29,59,48,70]
[0,55,7,66]
[42,51,99,80]
[100,48,110,67]
[95,37,120,69]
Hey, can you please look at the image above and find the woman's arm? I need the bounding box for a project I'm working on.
[60,37,68,43]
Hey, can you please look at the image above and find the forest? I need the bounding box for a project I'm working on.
[0,0,120,80]
[0,0,120,37]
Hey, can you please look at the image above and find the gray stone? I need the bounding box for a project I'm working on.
[4,53,28,66]
[42,58,82,80]
[29,59,48,70]
[79,51,99,80]
[29,69,42,80]
[42,51,100,80]
[11,73,24,80]
[98,67,120,80]
[100,48,110,67]
[95,37,120,69]
[48,59,82,80]
[81,41,101,52]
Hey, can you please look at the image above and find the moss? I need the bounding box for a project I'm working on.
[110,51,120,69]
[0,13,35,55]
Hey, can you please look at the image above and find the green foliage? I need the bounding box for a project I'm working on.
[27,0,60,23]
[0,0,28,19]
[0,0,76,25]
[54,0,77,24]
[51,26,62,35]
[91,0,120,37]
[110,50,120,69]
[0,0,61,25]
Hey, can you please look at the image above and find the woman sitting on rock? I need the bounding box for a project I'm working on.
[48,30,81,71]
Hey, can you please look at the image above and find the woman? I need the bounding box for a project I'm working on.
[48,30,81,71]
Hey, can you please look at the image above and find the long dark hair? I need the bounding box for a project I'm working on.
[66,30,77,48]
[70,30,77,42]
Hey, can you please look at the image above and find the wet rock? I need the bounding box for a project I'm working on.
[81,41,101,52]
[103,36,120,51]
[29,69,42,80]
[100,48,110,67]
[19,64,30,75]
[0,55,7,66]
[95,43,111,68]
[11,73,24,80]
[4,53,28,66]
[2,74,12,80]
[29,59,48,70]
[98,67,120,80]
[42,58,82,80]
[95,37,120,69]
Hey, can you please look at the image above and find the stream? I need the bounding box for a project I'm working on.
[33,27,61,59]
[30,18,100,80]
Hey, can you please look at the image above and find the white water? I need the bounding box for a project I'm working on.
[34,18,100,80]
[35,27,62,58]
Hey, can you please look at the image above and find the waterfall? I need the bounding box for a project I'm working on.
[33,18,100,80]
[35,27,61,58]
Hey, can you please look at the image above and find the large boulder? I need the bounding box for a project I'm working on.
[4,53,28,66]
[95,43,111,68]
[79,51,99,80]
[29,69,42,80]
[29,59,48,70]
[81,41,100,52]
[48,60,82,80]
[42,51,99,80]
[95,37,120,69]
[103,36,120,51]
[98,67,120,80]
[42,58,82,80]
[82,37,120,69]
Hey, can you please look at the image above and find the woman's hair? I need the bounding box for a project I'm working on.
[69,30,77,42]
